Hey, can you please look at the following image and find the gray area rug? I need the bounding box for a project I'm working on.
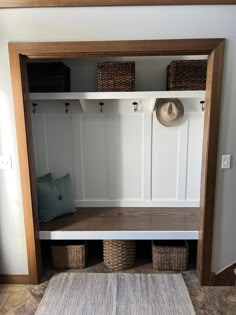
[0,293,10,312]
[36,273,195,315]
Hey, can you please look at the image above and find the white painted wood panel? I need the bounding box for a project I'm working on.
[115,114,143,200]
[72,115,84,200]
[151,105,203,204]
[31,114,48,176]
[32,114,76,196]
[30,90,206,101]
[40,230,199,240]
[106,115,117,200]
[152,117,179,200]
[31,99,204,207]
[177,117,189,200]
[81,114,109,200]
[44,115,76,196]
[186,113,204,200]
[142,113,153,201]
[75,200,199,207]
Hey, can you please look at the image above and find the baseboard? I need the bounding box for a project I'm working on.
[210,261,236,286]
[74,200,199,207]
[0,274,30,284]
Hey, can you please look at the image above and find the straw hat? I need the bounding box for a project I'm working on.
[155,98,184,127]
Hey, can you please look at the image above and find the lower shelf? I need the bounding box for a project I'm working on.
[40,207,199,240]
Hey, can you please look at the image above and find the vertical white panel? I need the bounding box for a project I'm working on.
[186,112,204,200]
[45,114,76,197]
[31,114,48,176]
[115,114,143,200]
[72,114,83,200]
[81,114,109,199]
[31,114,40,174]
[176,117,189,200]
[152,115,179,200]
[142,113,153,200]
[107,114,117,200]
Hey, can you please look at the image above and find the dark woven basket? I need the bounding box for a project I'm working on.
[103,240,136,271]
[152,241,189,271]
[27,62,71,92]
[51,241,87,269]
[97,62,135,91]
[167,59,207,90]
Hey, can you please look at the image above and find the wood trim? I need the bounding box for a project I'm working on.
[0,275,29,284]
[197,39,225,285]
[9,39,223,59]
[20,56,42,282]
[1,0,236,8]
[210,261,236,286]
[8,46,40,285]
[8,39,225,284]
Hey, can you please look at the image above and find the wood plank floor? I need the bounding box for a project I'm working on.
[40,207,199,232]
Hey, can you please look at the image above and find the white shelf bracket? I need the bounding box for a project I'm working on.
[79,99,86,113]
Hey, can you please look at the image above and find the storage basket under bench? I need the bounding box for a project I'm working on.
[152,240,189,271]
[51,241,87,269]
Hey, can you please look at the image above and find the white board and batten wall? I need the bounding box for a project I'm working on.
[32,100,204,208]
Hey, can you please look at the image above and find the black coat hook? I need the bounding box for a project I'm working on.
[133,102,138,112]
[65,102,70,113]
[99,102,104,113]
[32,103,37,114]
[200,101,205,112]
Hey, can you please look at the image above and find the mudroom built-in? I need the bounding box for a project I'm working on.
[27,55,206,262]
[8,39,225,284]
[29,57,204,235]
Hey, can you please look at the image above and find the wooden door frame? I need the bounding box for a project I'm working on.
[8,39,225,285]
[1,0,236,8]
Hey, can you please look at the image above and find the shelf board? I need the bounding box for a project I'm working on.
[40,207,199,240]
[30,90,206,101]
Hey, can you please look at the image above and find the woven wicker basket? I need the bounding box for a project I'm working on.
[167,59,207,90]
[103,240,136,271]
[97,62,135,92]
[51,241,87,269]
[152,241,189,271]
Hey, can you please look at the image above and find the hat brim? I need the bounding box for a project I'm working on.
[155,98,184,127]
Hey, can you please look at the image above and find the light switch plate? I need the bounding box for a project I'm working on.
[221,154,231,169]
[0,155,12,170]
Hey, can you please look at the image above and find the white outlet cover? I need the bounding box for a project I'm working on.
[221,154,231,169]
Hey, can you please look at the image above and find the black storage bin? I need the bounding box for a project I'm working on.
[27,62,70,92]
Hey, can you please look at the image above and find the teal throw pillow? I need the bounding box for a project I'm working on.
[37,173,74,223]
[37,173,52,183]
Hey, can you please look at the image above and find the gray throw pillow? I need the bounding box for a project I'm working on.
[37,173,75,223]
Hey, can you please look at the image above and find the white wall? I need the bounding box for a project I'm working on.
[0,5,236,274]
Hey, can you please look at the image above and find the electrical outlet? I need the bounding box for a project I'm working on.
[221,155,231,169]
[0,156,12,170]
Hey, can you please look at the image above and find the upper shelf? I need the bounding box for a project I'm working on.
[30,90,206,101]
[30,91,206,114]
